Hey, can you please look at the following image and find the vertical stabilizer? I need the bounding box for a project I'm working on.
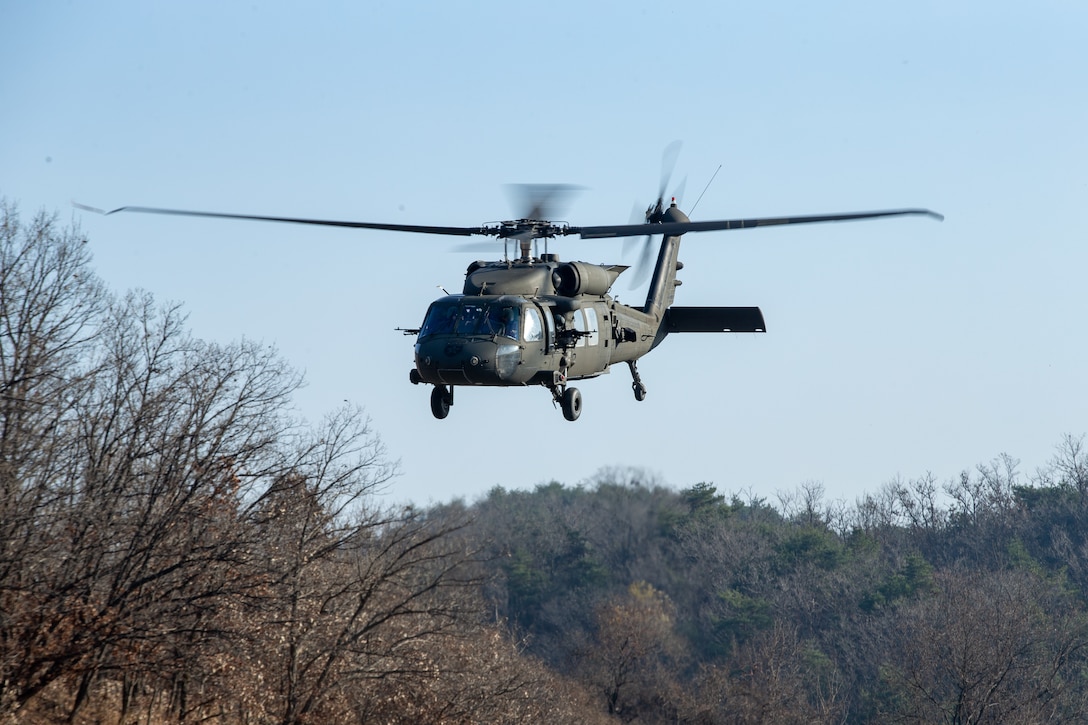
[642,202,689,319]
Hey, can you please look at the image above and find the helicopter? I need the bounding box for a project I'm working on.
[75,171,942,422]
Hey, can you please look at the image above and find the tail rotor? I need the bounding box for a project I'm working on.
[625,141,685,288]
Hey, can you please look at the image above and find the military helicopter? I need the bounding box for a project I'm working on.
[76,166,941,422]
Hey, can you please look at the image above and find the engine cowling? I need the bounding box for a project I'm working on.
[551,262,623,297]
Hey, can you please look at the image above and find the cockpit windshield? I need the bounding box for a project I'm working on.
[419,299,522,340]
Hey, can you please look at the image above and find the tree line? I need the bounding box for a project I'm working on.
[4,200,1088,723]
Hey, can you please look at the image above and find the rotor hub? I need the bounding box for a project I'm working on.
[485,219,571,240]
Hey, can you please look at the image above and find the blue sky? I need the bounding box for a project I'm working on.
[3,1,1086,507]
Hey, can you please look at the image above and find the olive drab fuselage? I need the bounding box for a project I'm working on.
[409,201,758,421]
[412,289,657,389]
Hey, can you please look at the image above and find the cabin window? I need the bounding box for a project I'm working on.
[584,308,600,346]
[571,308,599,347]
[571,309,585,344]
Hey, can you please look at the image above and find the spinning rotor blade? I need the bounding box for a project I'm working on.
[570,208,944,240]
[624,141,685,288]
[74,203,488,237]
[622,201,652,288]
[451,241,503,253]
[658,140,682,205]
[672,177,687,209]
[627,237,656,289]
[504,184,583,221]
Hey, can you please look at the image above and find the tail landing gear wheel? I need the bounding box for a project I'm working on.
[430,385,452,419]
[633,382,647,401]
[561,387,582,421]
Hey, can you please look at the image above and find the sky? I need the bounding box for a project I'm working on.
[3,1,1086,508]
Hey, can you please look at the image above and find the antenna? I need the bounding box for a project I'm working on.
[689,164,722,216]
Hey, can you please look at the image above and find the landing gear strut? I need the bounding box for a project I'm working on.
[548,381,582,422]
[628,360,647,401]
[548,365,583,422]
[430,385,453,419]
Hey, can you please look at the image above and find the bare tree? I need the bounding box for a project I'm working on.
[694,622,846,725]
[575,581,689,723]
[2,283,309,715]
[4,202,589,724]
[885,568,1088,724]
[244,457,480,724]
[1,202,106,714]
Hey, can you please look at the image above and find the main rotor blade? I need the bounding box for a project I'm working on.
[79,204,488,237]
[452,241,505,253]
[75,203,943,243]
[570,208,944,240]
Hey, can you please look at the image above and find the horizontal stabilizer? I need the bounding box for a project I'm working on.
[664,306,766,333]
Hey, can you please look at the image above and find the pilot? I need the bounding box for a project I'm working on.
[500,307,520,339]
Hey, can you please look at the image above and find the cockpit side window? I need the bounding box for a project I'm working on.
[524,307,543,342]
[500,306,520,339]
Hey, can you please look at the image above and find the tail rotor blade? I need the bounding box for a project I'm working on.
[627,235,655,289]
[623,201,653,288]
[626,141,682,287]
[658,140,682,203]
[673,176,688,209]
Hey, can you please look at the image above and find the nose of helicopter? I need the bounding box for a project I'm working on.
[414,338,520,385]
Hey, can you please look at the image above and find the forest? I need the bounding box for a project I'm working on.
[4,200,1088,724]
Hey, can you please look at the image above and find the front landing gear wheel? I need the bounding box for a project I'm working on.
[561,387,582,422]
[430,385,453,419]
[633,382,647,401]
